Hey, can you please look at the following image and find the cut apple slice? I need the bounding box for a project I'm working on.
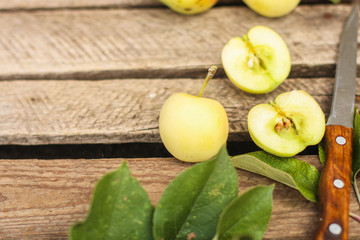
[247,90,325,157]
[222,25,291,94]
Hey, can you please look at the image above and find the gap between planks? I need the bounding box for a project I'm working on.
[0,156,359,239]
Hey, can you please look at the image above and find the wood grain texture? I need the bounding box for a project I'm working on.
[0,0,348,10]
[0,0,160,9]
[0,156,359,240]
[0,5,359,80]
[315,125,353,240]
[1,78,359,145]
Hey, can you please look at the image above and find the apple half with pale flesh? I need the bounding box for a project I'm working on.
[222,25,291,94]
[247,90,325,157]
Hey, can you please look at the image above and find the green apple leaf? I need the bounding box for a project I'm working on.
[318,140,325,167]
[213,185,274,240]
[352,109,360,204]
[70,162,154,240]
[231,151,320,202]
[153,145,238,240]
[330,0,340,3]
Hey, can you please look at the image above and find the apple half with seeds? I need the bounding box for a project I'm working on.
[222,25,291,94]
[247,90,325,157]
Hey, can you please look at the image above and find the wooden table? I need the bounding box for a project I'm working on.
[0,0,360,239]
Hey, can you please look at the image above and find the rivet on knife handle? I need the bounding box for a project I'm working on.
[314,125,353,240]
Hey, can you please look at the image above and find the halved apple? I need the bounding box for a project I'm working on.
[247,90,325,157]
[221,25,291,94]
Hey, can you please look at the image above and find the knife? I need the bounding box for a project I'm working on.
[314,5,358,240]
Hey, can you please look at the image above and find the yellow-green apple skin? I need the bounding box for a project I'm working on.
[243,0,300,18]
[222,25,291,94]
[247,90,325,157]
[159,93,229,162]
[160,0,218,15]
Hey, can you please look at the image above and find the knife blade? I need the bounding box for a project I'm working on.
[314,5,358,240]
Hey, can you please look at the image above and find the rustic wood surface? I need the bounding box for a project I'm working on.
[0,0,349,10]
[0,5,358,81]
[0,156,359,240]
[1,78,360,145]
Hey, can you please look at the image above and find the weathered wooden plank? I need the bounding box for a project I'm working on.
[0,0,157,10]
[1,78,359,145]
[0,156,359,239]
[0,5,358,80]
[0,0,348,10]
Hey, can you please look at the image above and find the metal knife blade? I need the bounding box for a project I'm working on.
[326,5,358,128]
[314,5,358,240]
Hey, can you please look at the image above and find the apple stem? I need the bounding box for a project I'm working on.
[198,65,217,97]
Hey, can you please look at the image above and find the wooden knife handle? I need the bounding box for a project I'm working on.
[314,125,353,240]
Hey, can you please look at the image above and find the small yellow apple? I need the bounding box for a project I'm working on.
[159,66,229,162]
[243,0,300,18]
[160,0,218,15]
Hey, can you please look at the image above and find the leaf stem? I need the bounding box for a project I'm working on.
[350,212,360,223]
[353,180,360,206]
[198,65,217,97]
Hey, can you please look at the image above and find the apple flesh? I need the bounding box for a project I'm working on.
[160,0,218,15]
[159,67,229,162]
[222,25,291,94]
[247,90,325,157]
[243,0,300,18]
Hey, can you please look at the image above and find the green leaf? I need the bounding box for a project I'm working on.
[214,185,274,240]
[70,162,154,240]
[231,151,320,202]
[330,0,341,3]
[352,109,360,204]
[318,139,325,167]
[352,109,360,179]
[153,145,238,240]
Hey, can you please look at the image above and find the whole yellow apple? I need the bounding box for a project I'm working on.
[160,0,218,15]
[159,67,229,162]
[243,0,300,18]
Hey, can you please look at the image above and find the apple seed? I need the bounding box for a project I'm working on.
[275,117,295,133]
[275,121,283,132]
[248,57,254,68]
